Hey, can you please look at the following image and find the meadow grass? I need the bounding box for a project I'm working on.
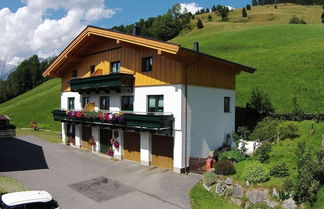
[0,79,61,131]
[16,128,61,143]
[0,176,27,194]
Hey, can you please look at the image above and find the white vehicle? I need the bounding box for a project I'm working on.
[0,191,59,209]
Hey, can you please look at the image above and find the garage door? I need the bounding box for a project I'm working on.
[151,135,174,169]
[124,132,140,162]
[81,126,92,151]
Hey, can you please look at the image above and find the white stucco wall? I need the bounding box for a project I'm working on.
[187,85,235,158]
[61,92,81,110]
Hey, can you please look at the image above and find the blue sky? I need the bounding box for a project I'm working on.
[0,0,250,69]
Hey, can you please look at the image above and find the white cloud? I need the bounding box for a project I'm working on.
[225,5,236,11]
[179,2,203,14]
[0,0,118,68]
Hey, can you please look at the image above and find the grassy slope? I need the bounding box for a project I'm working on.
[172,4,324,113]
[0,79,61,131]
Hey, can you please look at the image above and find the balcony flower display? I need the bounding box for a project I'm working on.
[75,111,83,119]
[105,113,114,122]
[107,148,114,157]
[98,112,105,121]
[88,136,96,145]
[67,111,76,118]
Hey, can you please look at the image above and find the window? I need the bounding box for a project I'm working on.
[110,61,120,73]
[90,65,95,75]
[147,95,163,113]
[82,97,90,108]
[72,70,77,78]
[121,96,134,111]
[100,96,110,110]
[68,97,75,110]
[224,97,230,113]
[142,57,152,72]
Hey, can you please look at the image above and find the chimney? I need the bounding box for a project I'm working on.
[193,42,199,52]
[133,26,141,36]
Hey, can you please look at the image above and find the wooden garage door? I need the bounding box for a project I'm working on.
[82,126,92,151]
[124,132,140,162]
[152,135,174,169]
[100,129,112,154]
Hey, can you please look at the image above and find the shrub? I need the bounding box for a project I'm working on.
[246,4,251,10]
[242,163,270,183]
[246,88,274,117]
[290,97,306,121]
[197,19,204,29]
[207,14,212,21]
[277,122,299,140]
[250,117,280,141]
[231,126,251,145]
[289,16,306,24]
[256,142,272,163]
[202,172,218,186]
[270,163,289,177]
[219,150,245,162]
[214,160,235,175]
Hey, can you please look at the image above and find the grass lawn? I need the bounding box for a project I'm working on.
[190,183,241,209]
[16,128,61,143]
[0,176,27,194]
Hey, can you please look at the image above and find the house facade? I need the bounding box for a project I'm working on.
[43,26,255,173]
[0,114,16,138]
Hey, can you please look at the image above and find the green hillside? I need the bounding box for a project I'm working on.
[0,79,61,131]
[172,4,324,113]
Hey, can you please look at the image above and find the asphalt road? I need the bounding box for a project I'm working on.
[0,136,200,209]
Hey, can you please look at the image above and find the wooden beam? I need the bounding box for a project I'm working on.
[64,54,81,62]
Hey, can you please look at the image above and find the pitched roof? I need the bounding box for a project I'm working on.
[43,25,256,77]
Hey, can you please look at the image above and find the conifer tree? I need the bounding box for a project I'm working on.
[242,7,248,17]
[197,19,204,29]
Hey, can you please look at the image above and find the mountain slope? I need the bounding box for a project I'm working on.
[0,79,61,131]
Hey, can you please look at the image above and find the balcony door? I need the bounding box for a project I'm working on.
[81,126,92,151]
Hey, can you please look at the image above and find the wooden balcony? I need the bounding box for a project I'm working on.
[52,109,174,136]
[70,73,134,93]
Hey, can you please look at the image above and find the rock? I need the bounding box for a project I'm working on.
[264,199,279,208]
[245,181,250,187]
[203,183,211,191]
[215,183,227,196]
[272,188,279,198]
[246,189,269,204]
[224,178,233,185]
[231,198,242,207]
[223,186,233,197]
[232,184,244,199]
[216,179,223,183]
[283,197,297,209]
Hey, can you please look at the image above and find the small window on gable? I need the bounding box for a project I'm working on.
[224,97,230,113]
[142,57,152,72]
[90,65,95,75]
[72,70,77,78]
[110,61,120,73]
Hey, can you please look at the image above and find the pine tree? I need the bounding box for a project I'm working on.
[242,8,248,17]
[206,8,210,13]
[197,19,204,29]
[252,0,258,6]
[208,14,212,21]
[211,5,216,12]
[246,4,252,10]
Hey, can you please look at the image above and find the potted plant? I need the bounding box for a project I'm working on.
[88,136,96,146]
[65,137,70,145]
[110,138,119,149]
[107,148,114,157]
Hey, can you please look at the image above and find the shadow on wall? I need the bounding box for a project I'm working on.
[0,137,48,172]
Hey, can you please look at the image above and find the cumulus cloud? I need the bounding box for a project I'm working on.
[179,2,203,14]
[0,0,118,68]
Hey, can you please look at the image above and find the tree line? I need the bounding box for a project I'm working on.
[0,55,54,103]
[111,4,192,41]
[252,0,324,6]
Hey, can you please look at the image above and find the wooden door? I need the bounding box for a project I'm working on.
[82,126,92,151]
[151,135,174,169]
[100,129,112,154]
[123,132,140,162]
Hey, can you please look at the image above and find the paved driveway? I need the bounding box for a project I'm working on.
[0,136,200,209]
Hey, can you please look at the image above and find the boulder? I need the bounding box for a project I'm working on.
[224,178,233,185]
[246,189,269,204]
[283,197,297,209]
[215,183,227,196]
[232,184,244,199]
[272,188,279,198]
[264,199,279,208]
[231,198,243,207]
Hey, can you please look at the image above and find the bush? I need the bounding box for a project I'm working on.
[246,88,274,117]
[202,172,218,186]
[219,150,245,162]
[214,160,235,175]
[246,4,251,10]
[197,19,204,29]
[242,163,270,183]
[277,122,299,140]
[231,126,251,145]
[289,16,306,24]
[270,163,289,177]
[256,142,272,163]
[250,117,280,141]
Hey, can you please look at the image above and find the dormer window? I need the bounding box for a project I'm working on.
[110,61,120,73]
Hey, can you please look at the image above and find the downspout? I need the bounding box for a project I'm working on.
[183,58,203,175]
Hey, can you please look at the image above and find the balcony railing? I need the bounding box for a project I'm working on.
[70,73,134,92]
[52,109,174,136]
